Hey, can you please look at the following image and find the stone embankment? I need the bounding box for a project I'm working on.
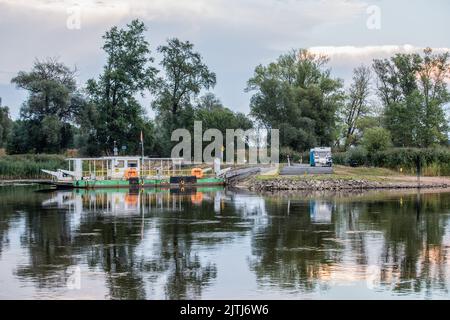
[246,178,450,191]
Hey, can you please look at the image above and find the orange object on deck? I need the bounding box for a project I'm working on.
[124,168,139,179]
[191,168,203,178]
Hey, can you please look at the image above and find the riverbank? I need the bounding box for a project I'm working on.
[0,179,50,187]
[237,165,450,191]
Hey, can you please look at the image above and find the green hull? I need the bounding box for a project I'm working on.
[54,177,225,189]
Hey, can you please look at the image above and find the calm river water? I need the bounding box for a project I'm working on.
[0,185,450,299]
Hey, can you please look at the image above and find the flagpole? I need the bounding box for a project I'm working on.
[140,131,144,185]
[141,130,144,159]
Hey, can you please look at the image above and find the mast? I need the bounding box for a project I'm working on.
[140,131,144,180]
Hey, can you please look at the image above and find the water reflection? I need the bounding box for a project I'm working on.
[0,187,450,299]
[250,190,450,299]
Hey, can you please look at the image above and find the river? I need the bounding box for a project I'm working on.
[0,185,449,299]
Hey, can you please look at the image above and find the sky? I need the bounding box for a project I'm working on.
[0,0,449,119]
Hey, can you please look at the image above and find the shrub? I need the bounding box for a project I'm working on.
[310,145,450,176]
[345,146,368,167]
[362,127,392,153]
[280,147,304,163]
[332,152,347,165]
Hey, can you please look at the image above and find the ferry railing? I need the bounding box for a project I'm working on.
[79,169,217,180]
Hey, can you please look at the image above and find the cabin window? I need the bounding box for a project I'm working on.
[115,160,125,168]
[128,160,138,168]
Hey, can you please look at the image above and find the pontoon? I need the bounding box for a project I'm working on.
[41,156,225,189]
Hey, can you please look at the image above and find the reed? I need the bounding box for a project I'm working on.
[0,154,67,179]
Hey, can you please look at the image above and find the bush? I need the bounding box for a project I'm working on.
[370,148,450,175]
[345,146,368,167]
[280,147,304,163]
[361,127,392,153]
[334,147,450,176]
[332,152,347,165]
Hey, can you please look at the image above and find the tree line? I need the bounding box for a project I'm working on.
[0,19,449,159]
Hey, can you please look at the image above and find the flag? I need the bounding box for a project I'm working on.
[140,130,143,142]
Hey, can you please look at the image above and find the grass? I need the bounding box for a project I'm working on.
[255,165,405,182]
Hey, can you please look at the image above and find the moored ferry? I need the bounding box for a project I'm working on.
[41,156,226,189]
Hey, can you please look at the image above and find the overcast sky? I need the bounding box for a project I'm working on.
[0,0,449,119]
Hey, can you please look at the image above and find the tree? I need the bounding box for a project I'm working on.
[7,120,33,154]
[247,49,344,151]
[151,38,216,156]
[85,19,157,155]
[341,66,372,148]
[0,99,13,148]
[373,48,450,147]
[10,58,82,153]
[194,93,253,132]
[153,38,216,124]
[361,127,392,153]
[417,48,450,146]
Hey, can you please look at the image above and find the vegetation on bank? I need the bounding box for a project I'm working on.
[0,154,66,179]
[333,147,450,176]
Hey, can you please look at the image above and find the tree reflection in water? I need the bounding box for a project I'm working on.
[1,187,450,299]
[249,190,450,297]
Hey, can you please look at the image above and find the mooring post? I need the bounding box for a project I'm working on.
[416,154,421,188]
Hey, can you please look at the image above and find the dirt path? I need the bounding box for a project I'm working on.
[378,175,450,184]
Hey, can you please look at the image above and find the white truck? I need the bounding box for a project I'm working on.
[310,147,332,167]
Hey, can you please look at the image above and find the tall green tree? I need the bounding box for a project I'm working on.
[341,66,372,149]
[0,99,13,149]
[85,19,157,155]
[153,38,216,121]
[152,38,216,156]
[9,58,81,153]
[194,93,253,133]
[187,93,254,161]
[373,48,450,147]
[246,49,344,151]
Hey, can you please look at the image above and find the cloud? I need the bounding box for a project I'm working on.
[309,44,450,59]
[1,1,449,117]
[308,45,450,79]
[0,0,130,15]
[0,0,367,46]
[0,0,366,22]
[0,0,369,116]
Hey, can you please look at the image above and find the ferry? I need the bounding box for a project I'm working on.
[41,156,226,189]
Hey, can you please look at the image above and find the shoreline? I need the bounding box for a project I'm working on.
[0,179,49,186]
[236,176,450,191]
[233,165,450,191]
[3,166,450,192]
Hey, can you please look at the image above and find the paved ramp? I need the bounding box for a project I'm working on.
[225,167,261,184]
